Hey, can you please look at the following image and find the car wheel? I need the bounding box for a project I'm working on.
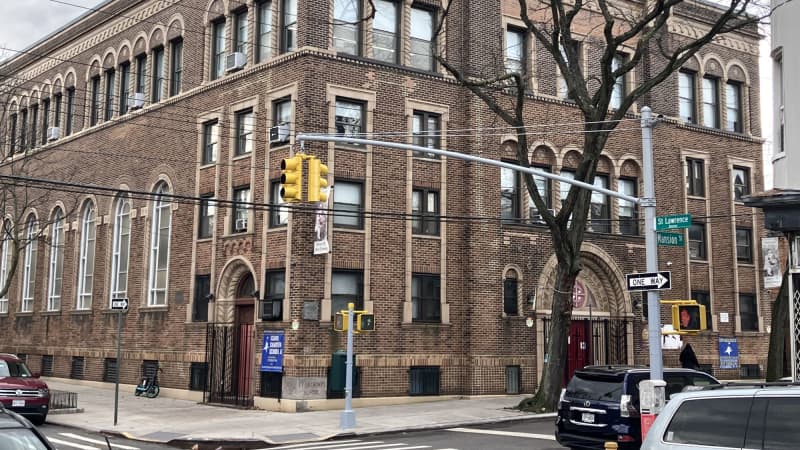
[31,415,46,426]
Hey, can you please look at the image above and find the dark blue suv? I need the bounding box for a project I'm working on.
[555,365,719,450]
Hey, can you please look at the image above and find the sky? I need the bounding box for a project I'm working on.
[0,0,775,188]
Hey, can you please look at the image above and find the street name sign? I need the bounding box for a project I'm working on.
[655,214,691,231]
[111,298,129,310]
[626,271,672,291]
[657,232,685,247]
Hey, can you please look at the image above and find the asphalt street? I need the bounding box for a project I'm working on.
[39,423,177,450]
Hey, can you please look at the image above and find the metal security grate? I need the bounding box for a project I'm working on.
[506,366,521,394]
[49,391,78,410]
[260,371,282,398]
[41,355,53,377]
[739,364,761,379]
[141,360,159,378]
[103,358,118,382]
[70,357,85,380]
[409,366,440,396]
[189,362,208,391]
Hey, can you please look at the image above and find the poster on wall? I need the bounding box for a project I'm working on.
[313,188,331,255]
[261,331,284,372]
[762,237,781,288]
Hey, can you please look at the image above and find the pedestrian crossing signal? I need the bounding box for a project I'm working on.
[356,313,375,332]
[671,304,706,333]
[334,312,348,332]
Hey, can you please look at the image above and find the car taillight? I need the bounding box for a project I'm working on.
[619,394,638,417]
[618,434,636,442]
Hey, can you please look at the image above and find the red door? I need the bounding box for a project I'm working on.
[565,320,591,385]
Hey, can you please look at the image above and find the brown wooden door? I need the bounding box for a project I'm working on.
[235,305,254,399]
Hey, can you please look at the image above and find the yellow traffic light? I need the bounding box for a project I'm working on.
[307,158,329,203]
[281,155,304,202]
[334,312,348,332]
[356,313,375,332]
[671,304,707,333]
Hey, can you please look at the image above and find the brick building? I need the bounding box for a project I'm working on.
[0,0,771,409]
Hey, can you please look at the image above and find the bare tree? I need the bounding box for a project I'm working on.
[435,0,771,410]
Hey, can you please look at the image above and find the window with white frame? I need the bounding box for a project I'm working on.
[47,209,65,311]
[104,69,115,121]
[412,188,439,235]
[151,47,164,103]
[527,166,551,221]
[372,0,398,63]
[409,6,435,71]
[281,0,297,53]
[234,9,249,58]
[333,180,363,228]
[202,120,219,164]
[501,167,520,221]
[610,53,625,109]
[257,1,273,62]
[21,216,37,313]
[211,20,226,80]
[235,109,254,156]
[110,196,132,305]
[199,194,216,238]
[589,174,610,233]
[412,111,440,158]
[77,203,97,310]
[90,76,101,126]
[557,42,580,99]
[505,27,525,74]
[618,177,638,236]
[270,181,288,227]
[702,76,719,128]
[678,70,696,123]
[170,39,183,96]
[334,98,365,143]
[119,62,130,114]
[732,166,750,202]
[0,221,10,314]
[331,270,363,318]
[233,186,251,233]
[148,183,172,306]
[725,81,742,133]
[333,0,360,55]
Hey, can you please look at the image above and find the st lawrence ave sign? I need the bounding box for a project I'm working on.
[111,298,129,310]
[625,271,672,291]
[655,213,691,231]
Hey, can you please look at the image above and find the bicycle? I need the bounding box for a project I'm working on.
[134,368,161,398]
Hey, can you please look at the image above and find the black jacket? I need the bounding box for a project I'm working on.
[680,343,701,371]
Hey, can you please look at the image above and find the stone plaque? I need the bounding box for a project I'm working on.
[302,301,319,320]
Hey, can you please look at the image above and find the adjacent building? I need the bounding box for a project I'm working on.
[0,0,771,409]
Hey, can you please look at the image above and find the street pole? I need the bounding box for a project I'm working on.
[641,106,663,382]
[113,309,123,426]
[340,302,356,429]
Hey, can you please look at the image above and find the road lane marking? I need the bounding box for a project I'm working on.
[47,437,99,450]
[268,442,408,450]
[446,427,557,441]
[58,433,139,450]
[270,441,364,449]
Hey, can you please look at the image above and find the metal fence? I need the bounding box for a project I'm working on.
[49,391,78,410]
[543,317,630,367]
[205,323,255,407]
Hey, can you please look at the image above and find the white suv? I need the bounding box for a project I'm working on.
[641,383,800,449]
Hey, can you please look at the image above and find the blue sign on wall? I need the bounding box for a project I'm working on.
[718,337,739,369]
[261,331,285,372]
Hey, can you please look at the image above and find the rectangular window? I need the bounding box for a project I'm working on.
[103,358,118,382]
[412,274,441,323]
[409,6,435,71]
[331,270,363,318]
[135,54,147,94]
[235,109,254,155]
[503,277,518,315]
[678,70,696,123]
[66,88,75,135]
[736,227,752,263]
[589,174,610,233]
[30,105,38,148]
[333,0,360,55]
[170,39,183,96]
[193,274,210,322]
[527,166,552,222]
[202,120,219,164]
[152,47,164,102]
[372,0,398,63]
[41,99,50,145]
[20,109,27,151]
[334,98,365,144]
[212,21,226,80]
[9,114,17,154]
[501,167,520,221]
[198,194,215,239]
[739,294,758,331]
[732,166,750,202]
[90,76,101,125]
[557,42,580,99]
[281,0,297,53]
[70,356,85,380]
[412,111,440,158]
[189,362,208,390]
[270,181,289,227]
[263,270,285,320]
[272,98,291,145]
[333,180,363,228]
[776,53,785,154]
[412,189,439,235]
[692,291,713,330]
[257,1,273,62]
[104,69,115,120]
[702,76,719,128]
[234,9,249,57]
[54,93,62,128]
[688,223,706,260]
[233,186,251,233]
[409,366,440,395]
[610,53,625,109]
[725,81,742,132]
[41,355,54,377]
[119,62,130,114]
[686,157,705,197]
[618,177,638,235]
[505,27,525,74]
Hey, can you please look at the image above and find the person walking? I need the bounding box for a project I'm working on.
[679,342,700,371]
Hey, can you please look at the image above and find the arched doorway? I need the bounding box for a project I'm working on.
[233,273,256,401]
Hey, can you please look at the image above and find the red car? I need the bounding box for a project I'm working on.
[0,354,49,425]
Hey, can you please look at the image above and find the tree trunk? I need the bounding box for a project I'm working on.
[767,269,790,381]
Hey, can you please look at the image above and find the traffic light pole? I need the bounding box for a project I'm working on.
[340,302,356,430]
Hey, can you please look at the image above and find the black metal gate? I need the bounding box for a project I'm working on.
[543,317,630,367]
[205,324,255,407]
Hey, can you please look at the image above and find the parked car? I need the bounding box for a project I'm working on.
[0,353,50,425]
[555,365,719,450]
[0,406,55,450]
[641,382,800,449]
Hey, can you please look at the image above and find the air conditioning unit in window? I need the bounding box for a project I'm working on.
[269,124,290,144]
[225,52,246,72]
[46,127,60,142]
[235,218,248,232]
[530,208,556,224]
[130,92,145,110]
[261,299,282,321]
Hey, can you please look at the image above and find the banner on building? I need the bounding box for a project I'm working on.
[261,331,284,372]
[313,188,331,255]
[718,337,739,369]
[762,237,781,289]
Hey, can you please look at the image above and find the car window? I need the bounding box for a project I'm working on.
[0,429,50,450]
[664,374,690,399]
[690,374,717,386]
[763,397,800,449]
[664,397,751,447]
[0,360,32,378]
[565,375,623,402]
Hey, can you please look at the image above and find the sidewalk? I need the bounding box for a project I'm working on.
[44,379,555,448]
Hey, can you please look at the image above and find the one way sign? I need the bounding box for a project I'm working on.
[625,271,672,291]
[111,298,129,310]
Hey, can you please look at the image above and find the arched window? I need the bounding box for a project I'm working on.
[503,270,519,316]
[110,196,131,305]
[0,220,11,314]
[21,215,38,312]
[77,202,96,310]
[148,183,171,306]
[47,208,65,311]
